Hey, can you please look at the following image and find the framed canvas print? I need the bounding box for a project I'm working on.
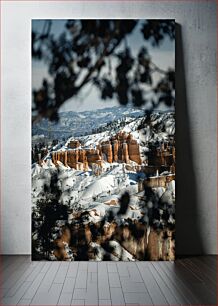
[32,19,175,261]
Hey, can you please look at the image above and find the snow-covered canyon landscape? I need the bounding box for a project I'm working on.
[32,106,175,261]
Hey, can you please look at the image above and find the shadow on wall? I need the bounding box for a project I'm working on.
[175,24,205,256]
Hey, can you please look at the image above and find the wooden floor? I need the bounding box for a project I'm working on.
[0,256,217,305]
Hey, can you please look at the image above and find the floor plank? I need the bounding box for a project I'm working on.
[31,283,63,305]
[17,298,32,305]
[146,262,180,305]
[124,291,153,305]
[153,262,190,304]
[1,257,32,289]
[62,277,76,293]
[175,259,217,305]
[136,263,169,305]
[163,261,201,304]
[2,281,32,305]
[57,292,73,305]
[98,262,111,300]
[0,255,217,305]
[110,287,125,305]
[53,262,70,284]
[187,257,217,286]
[36,261,61,293]
[3,261,40,297]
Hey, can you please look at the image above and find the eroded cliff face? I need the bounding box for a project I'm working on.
[52,131,142,170]
[53,222,175,261]
[32,111,176,262]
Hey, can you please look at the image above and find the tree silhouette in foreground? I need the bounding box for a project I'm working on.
[32,19,175,122]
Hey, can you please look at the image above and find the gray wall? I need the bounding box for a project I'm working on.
[1,1,217,255]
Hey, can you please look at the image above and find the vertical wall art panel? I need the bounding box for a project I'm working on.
[32,19,175,261]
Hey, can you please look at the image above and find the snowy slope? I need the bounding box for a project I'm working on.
[32,110,175,261]
[60,111,175,151]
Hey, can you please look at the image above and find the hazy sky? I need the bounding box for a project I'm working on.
[32,20,175,112]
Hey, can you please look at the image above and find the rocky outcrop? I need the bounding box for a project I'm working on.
[147,142,175,167]
[52,132,142,171]
[53,226,73,261]
[147,229,175,261]
[86,148,102,164]
[139,165,171,176]
[52,150,89,171]
[52,221,175,261]
[128,139,141,164]
[67,150,78,166]
[78,150,87,163]
[143,174,175,188]
[52,151,67,166]
[122,143,129,163]
[100,142,113,163]
[68,140,80,149]
[112,140,119,162]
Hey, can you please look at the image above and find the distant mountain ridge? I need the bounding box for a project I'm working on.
[32,106,146,140]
